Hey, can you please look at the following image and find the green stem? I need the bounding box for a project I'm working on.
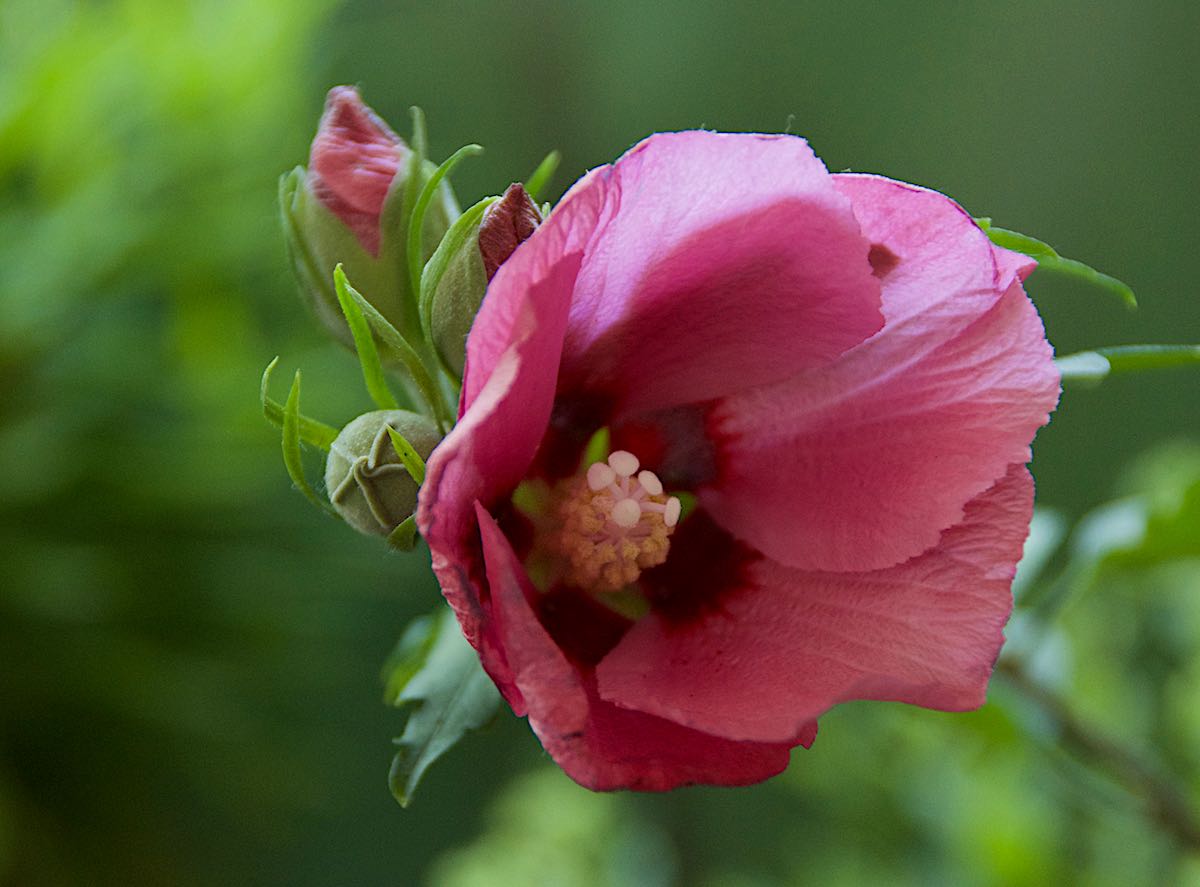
[998,659,1200,850]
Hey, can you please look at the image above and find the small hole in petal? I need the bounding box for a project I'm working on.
[868,243,900,279]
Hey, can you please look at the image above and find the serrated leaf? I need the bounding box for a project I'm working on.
[407,143,484,305]
[389,606,502,807]
[332,265,399,410]
[524,149,561,203]
[1056,344,1200,385]
[385,425,426,485]
[281,370,333,512]
[975,219,1137,309]
[260,357,339,450]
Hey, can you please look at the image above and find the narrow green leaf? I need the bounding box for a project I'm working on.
[1057,344,1200,385]
[282,370,332,511]
[524,149,561,203]
[409,107,428,168]
[260,357,338,450]
[389,606,503,807]
[382,613,442,705]
[402,107,428,233]
[340,280,452,429]
[407,144,484,304]
[387,515,419,551]
[385,424,426,485]
[418,195,497,346]
[975,220,1137,309]
[333,265,399,410]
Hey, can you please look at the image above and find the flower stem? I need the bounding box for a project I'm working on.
[997,659,1200,849]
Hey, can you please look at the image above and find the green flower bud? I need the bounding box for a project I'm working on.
[325,409,442,537]
[280,87,459,350]
[430,183,541,377]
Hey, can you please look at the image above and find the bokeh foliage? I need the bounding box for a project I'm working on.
[1,1,1197,885]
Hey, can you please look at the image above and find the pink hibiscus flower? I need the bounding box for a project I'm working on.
[416,131,1060,791]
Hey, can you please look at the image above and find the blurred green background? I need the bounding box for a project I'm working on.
[1,0,1197,884]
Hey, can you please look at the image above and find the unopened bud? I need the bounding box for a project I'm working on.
[324,410,442,537]
[281,87,459,350]
[429,183,541,376]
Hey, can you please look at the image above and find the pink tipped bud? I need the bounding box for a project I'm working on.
[308,86,408,257]
[478,183,542,279]
[429,183,543,376]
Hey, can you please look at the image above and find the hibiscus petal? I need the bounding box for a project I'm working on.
[555,131,883,415]
[476,503,801,791]
[419,182,607,673]
[704,176,1059,572]
[596,465,1033,744]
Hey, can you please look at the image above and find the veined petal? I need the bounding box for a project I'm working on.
[556,131,883,415]
[475,504,802,791]
[704,176,1059,572]
[596,466,1033,743]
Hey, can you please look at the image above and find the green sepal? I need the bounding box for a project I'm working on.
[419,195,497,364]
[339,277,452,429]
[975,218,1137,309]
[260,357,338,450]
[388,606,503,807]
[282,370,336,513]
[524,149,561,203]
[387,515,419,551]
[385,424,427,485]
[333,265,399,410]
[1056,344,1200,386]
[407,144,484,306]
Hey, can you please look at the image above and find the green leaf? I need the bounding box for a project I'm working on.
[382,613,441,705]
[418,195,497,347]
[1025,444,1200,617]
[260,357,338,450]
[333,265,399,410]
[389,606,503,807]
[524,149,561,203]
[1056,344,1200,385]
[407,144,484,307]
[385,424,426,485]
[975,219,1137,309]
[281,370,333,512]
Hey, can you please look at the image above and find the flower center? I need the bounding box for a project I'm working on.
[549,450,682,593]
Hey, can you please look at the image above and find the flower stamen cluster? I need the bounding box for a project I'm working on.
[549,450,681,592]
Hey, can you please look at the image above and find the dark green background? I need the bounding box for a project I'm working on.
[1,1,1197,885]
